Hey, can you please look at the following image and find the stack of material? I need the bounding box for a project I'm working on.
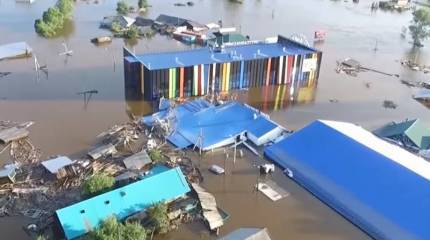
[191,183,224,230]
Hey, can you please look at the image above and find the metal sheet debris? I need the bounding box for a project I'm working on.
[87,143,117,159]
[0,127,29,144]
[256,180,289,202]
[191,183,224,230]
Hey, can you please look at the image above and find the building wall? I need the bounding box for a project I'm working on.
[139,52,322,100]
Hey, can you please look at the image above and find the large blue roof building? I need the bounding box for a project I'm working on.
[124,35,322,100]
[264,120,430,240]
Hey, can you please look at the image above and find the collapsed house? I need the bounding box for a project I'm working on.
[373,118,430,152]
[142,100,285,151]
[41,156,75,179]
[0,42,32,61]
[264,120,430,240]
[55,166,190,239]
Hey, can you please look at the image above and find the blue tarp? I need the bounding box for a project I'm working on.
[127,37,316,70]
[56,166,190,239]
[264,120,430,240]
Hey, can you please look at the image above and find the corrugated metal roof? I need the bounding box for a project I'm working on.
[161,101,281,150]
[55,166,190,239]
[0,42,32,60]
[373,119,430,149]
[127,36,317,70]
[220,228,272,240]
[41,156,74,174]
[264,120,430,240]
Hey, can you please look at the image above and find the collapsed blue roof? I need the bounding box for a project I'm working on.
[264,120,430,240]
[56,166,190,239]
[143,100,282,150]
[126,36,318,70]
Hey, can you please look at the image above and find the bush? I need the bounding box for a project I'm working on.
[148,149,162,162]
[124,25,140,39]
[117,1,130,15]
[148,202,169,234]
[138,0,148,9]
[34,0,73,37]
[87,216,147,240]
[82,173,115,197]
[111,21,123,33]
[36,236,47,240]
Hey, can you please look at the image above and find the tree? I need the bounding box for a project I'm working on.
[148,202,169,234]
[117,1,130,15]
[409,8,430,47]
[148,149,162,162]
[138,0,148,9]
[36,236,47,240]
[124,25,140,39]
[34,0,74,37]
[57,0,73,18]
[82,173,115,197]
[87,216,147,240]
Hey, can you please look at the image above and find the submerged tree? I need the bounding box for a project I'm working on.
[34,0,74,37]
[138,0,148,9]
[117,1,130,15]
[148,202,169,234]
[409,8,430,47]
[82,173,115,197]
[87,216,147,240]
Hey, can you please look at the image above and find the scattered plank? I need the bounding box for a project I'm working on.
[87,143,117,160]
[191,183,224,230]
[0,127,29,144]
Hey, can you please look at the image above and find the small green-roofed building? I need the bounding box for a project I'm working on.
[214,32,248,46]
[55,166,190,239]
[373,119,430,150]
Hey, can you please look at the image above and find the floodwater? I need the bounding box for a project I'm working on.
[1,0,430,239]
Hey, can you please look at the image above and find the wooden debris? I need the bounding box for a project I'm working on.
[191,183,224,230]
[12,186,49,195]
[87,143,117,159]
[0,127,29,143]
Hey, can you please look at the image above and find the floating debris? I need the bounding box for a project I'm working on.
[383,100,398,109]
[209,165,225,175]
[0,42,32,61]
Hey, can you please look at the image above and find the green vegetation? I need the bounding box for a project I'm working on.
[87,216,147,240]
[82,173,115,197]
[34,0,73,38]
[124,25,140,39]
[138,0,148,9]
[36,236,47,240]
[148,202,169,234]
[117,1,131,15]
[409,8,430,47]
[148,149,163,162]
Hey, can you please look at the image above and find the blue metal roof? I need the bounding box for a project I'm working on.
[264,120,430,240]
[56,166,190,239]
[127,36,317,70]
[166,101,279,150]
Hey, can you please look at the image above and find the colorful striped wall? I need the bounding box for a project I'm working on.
[139,52,322,100]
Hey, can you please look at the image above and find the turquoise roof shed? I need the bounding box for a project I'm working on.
[55,166,190,239]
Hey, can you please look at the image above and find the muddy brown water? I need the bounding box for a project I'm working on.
[1,0,430,239]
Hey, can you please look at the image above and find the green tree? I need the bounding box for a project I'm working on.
[82,173,115,197]
[138,0,148,9]
[148,149,162,162]
[87,216,147,240]
[409,8,430,47]
[124,25,140,39]
[148,202,169,234]
[111,21,123,33]
[57,0,73,18]
[117,1,130,15]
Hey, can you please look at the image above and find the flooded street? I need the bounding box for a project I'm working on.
[1,0,430,239]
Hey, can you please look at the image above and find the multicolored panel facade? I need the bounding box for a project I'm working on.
[124,35,323,100]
